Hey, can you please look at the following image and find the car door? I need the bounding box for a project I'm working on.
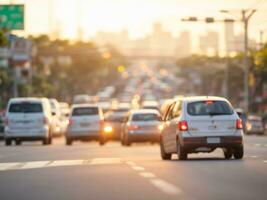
[168,101,182,152]
[162,103,175,153]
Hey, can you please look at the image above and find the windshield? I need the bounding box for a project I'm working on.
[187,100,233,116]
[72,107,98,116]
[132,113,161,121]
[9,103,43,113]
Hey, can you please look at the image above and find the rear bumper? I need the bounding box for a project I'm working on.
[180,136,243,149]
[4,136,46,141]
[128,134,160,142]
[66,135,100,141]
[4,127,49,138]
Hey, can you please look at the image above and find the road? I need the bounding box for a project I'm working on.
[0,135,266,200]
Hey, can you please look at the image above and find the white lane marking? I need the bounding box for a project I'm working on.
[150,179,182,195]
[90,158,122,165]
[139,172,156,178]
[126,161,136,166]
[132,166,145,171]
[20,161,51,170]
[254,144,261,147]
[48,160,85,167]
[0,163,20,171]
[250,155,259,158]
[264,160,267,163]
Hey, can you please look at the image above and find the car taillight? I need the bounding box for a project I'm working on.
[4,118,8,126]
[236,119,243,129]
[177,121,188,131]
[68,119,74,126]
[128,125,139,131]
[43,117,49,125]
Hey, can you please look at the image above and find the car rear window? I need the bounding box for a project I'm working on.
[187,100,233,116]
[9,102,43,113]
[72,107,98,116]
[132,113,161,121]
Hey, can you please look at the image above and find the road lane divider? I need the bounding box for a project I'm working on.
[90,158,122,165]
[150,179,182,195]
[132,166,145,171]
[139,172,156,178]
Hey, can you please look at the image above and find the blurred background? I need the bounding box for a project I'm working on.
[0,0,267,116]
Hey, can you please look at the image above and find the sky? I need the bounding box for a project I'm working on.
[1,0,267,49]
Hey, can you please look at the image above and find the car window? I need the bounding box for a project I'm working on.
[171,101,182,118]
[165,103,175,121]
[132,113,161,121]
[72,107,98,116]
[9,102,43,113]
[187,100,233,116]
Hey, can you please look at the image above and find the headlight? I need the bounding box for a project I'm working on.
[104,125,113,134]
[158,124,164,131]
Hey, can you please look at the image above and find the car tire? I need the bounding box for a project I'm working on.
[233,146,244,159]
[99,136,106,146]
[160,138,172,160]
[42,138,50,145]
[15,139,22,146]
[48,137,52,145]
[125,135,131,146]
[66,138,72,146]
[223,148,233,159]
[5,138,12,146]
[177,141,187,160]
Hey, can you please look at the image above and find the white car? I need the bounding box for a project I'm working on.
[4,97,53,145]
[66,104,104,145]
[160,96,244,160]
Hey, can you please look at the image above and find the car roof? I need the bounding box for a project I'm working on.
[9,97,45,103]
[130,109,160,115]
[71,104,99,109]
[183,96,229,103]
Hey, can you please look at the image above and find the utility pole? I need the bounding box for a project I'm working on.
[182,9,257,113]
[242,9,256,114]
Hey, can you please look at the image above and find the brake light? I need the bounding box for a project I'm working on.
[178,121,188,131]
[43,117,49,125]
[236,119,243,129]
[128,125,139,131]
[99,120,104,127]
[68,119,74,126]
[4,118,8,126]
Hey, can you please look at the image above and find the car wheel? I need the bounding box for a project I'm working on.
[233,146,244,159]
[177,140,187,160]
[66,138,72,146]
[48,137,52,145]
[99,136,106,146]
[160,138,172,160]
[15,139,22,146]
[125,135,131,146]
[42,138,50,145]
[223,148,233,159]
[5,138,12,146]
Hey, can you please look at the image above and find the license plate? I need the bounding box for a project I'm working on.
[207,137,220,144]
[80,122,90,127]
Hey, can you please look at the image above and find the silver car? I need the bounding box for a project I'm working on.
[160,96,244,160]
[121,109,163,146]
[66,104,104,145]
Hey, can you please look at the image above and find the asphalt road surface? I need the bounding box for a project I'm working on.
[0,135,266,200]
